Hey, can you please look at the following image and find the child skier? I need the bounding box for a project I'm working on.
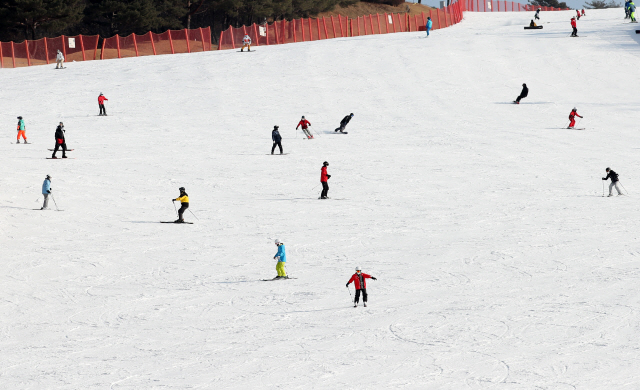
[296,116,313,139]
[172,187,189,223]
[241,35,251,52]
[16,116,27,143]
[55,50,64,69]
[581,9,586,16]
[346,266,377,307]
[603,168,623,196]
[426,17,433,36]
[41,175,52,210]
[271,125,283,154]
[51,122,67,159]
[335,113,354,133]
[514,83,528,104]
[273,239,287,279]
[98,93,108,116]
[320,161,331,199]
[630,1,637,22]
[570,17,578,37]
[568,107,583,129]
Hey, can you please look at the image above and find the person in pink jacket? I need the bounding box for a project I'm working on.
[346,266,377,307]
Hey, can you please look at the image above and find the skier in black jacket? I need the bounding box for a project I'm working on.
[602,167,623,197]
[335,113,354,133]
[514,83,528,104]
[271,125,283,155]
[51,122,67,159]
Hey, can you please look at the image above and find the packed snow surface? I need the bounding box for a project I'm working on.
[2,8,640,389]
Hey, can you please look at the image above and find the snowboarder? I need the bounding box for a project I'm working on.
[98,93,108,116]
[630,1,637,22]
[335,113,353,133]
[603,168,623,196]
[320,161,331,199]
[241,34,251,52]
[535,8,541,20]
[514,83,528,104]
[172,187,189,223]
[346,266,377,307]
[529,20,537,27]
[271,125,283,154]
[55,50,64,69]
[296,116,313,139]
[51,122,67,159]
[273,239,287,279]
[41,175,52,210]
[16,116,27,144]
[568,107,582,129]
[426,17,433,36]
[570,17,578,37]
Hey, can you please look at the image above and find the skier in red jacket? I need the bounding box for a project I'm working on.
[346,266,377,307]
[98,93,108,116]
[296,116,313,139]
[568,107,583,129]
[320,161,330,199]
[570,17,578,37]
[576,9,581,19]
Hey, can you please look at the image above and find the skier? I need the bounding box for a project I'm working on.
[514,83,528,104]
[630,1,637,22]
[271,125,283,154]
[426,17,433,37]
[335,113,353,133]
[273,239,288,279]
[602,168,623,197]
[570,17,578,37]
[55,50,64,69]
[51,122,67,159]
[296,116,313,139]
[576,9,580,20]
[241,34,251,52]
[41,175,52,210]
[16,116,27,144]
[581,9,586,16]
[172,187,189,223]
[346,266,377,307]
[535,8,541,20]
[320,161,331,199]
[626,0,631,19]
[568,107,583,129]
[98,93,108,116]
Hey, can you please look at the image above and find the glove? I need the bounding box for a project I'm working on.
[327,175,331,179]
[602,178,606,180]
[172,199,176,201]
[47,190,51,193]
[346,283,349,288]
[372,277,377,280]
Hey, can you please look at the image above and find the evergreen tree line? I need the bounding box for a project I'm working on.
[0,0,359,43]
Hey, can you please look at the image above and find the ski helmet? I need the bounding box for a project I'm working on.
[275,239,280,245]
[46,175,51,179]
[355,266,361,271]
[99,92,103,96]
[59,122,63,126]
[301,116,305,119]
[323,161,329,167]
[179,187,185,191]
[350,113,354,116]
[606,167,610,172]
[572,107,577,111]
[17,116,22,119]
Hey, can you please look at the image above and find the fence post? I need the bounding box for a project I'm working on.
[199,27,206,50]
[116,35,121,58]
[370,14,375,34]
[273,22,279,44]
[253,24,259,46]
[0,41,3,68]
[44,37,49,64]
[100,38,105,60]
[11,41,15,68]
[93,36,98,60]
[301,19,306,41]
[437,9,442,29]
[293,19,297,42]
[168,30,175,54]
[151,32,158,54]
[218,30,223,50]
[133,34,139,56]
[323,17,329,38]
[377,13,382,34]
[184,29,191,52]
[24,40,30,66]
[79,35,86,61]
[61,35,67,58]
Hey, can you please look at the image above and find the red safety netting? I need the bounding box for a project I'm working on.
[136,32,156,56]
[100,36,119,59]
[118,34,138,58]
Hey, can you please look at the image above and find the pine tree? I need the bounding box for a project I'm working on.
[0,0,83,40]
[528,0,568,9]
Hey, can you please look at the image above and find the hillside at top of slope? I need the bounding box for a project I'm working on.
[318,1,433,18]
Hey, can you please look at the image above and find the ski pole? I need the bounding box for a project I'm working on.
[620,182,629,195]
[312,183,321,190]
[51,193,60,211]
[602,180,605,197]
[311,127,320,137]
[172,200,178,216]
[347,285,353,303]
[188,208,200,221]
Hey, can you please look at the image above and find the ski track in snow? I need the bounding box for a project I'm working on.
[2,8,640,389]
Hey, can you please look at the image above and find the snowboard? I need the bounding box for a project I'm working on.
[47,157,74,159]
[334,132,348,134]
[161,221,194,224]
[48,149,74,151]
[267,153,290,155]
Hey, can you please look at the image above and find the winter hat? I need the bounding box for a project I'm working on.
[301,116,305,119]
[17,116,22,119]
[275,239,281,245]
[179,187,185,191]
[46,175,51,179]
[572,107,577,111]
[355,266,361,271]
[323,161,329,167]
[350,113,354,116]
[99,92,103,96]
[274,125,279,130]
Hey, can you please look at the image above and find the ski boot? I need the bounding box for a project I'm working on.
[51,156,58,159]
[62,155,67,158]
[364,303,367,307]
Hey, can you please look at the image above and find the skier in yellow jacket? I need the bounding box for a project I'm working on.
[172,187,189,223]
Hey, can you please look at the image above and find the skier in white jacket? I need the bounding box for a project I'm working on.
[56,50,64,69]
[241,35,251,52]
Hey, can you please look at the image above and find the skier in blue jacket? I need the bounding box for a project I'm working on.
[273,239,287,279]
[426,17,433,37]
[41,175,52,210]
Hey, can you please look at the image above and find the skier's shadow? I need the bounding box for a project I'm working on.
[0,205,37,210]
[494,102,553,105]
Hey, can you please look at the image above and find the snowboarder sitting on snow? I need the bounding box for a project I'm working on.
[41,175,52,210]
[568,107,582,129]
[426,17,433,36]
[271,125,283,154]
[535,8,541,20]
[346,266,376,307]
[529,20,537,27]
[335,113,353,133]
[296,116,313,139]
[603,168,623,197]
[172,187,189,223]
[241,35,251,52]
[320,161,331,199]
[515,83,528,104]
[274,239,287,279]
[51,122,67,159]
[570,17,578,37]
[16,116,27,144]
[55,50,64,69]
[98,93,108,116]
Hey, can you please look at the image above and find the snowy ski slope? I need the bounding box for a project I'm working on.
[2,8,640,389]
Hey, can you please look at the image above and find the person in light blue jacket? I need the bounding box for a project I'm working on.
[41,175,51,210]
[273,239,287,279]
[426,17,433,37]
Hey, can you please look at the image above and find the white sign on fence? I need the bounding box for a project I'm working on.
[68,37,75,49]
[388,15,393,24]
[487,1,492,9]
[259,26,266,37]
